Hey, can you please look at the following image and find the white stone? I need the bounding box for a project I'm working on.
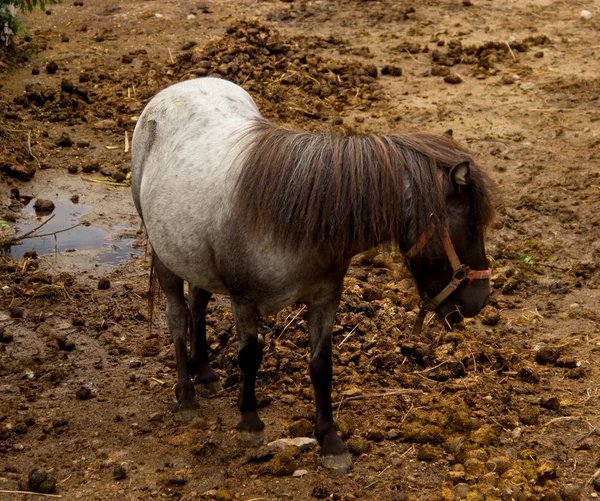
[292,469,308,477]
[580,10,593,21]
[520,82,535,91]
[187,14,196,20]
[155,13,163,18]
[267,437,317,452]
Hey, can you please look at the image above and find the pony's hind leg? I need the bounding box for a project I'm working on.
[231,298,265,446]
[307,288,351,472]
[188,286,222,394]
[154,255,198,417]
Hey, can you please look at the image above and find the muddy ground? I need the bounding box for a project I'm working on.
[1,0,600,500]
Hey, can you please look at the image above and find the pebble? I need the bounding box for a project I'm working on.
[381,64,402,76]
[215,489,233,501]
[113,464,127,480]
[561,484,582,501]
[95,33,104,42]
[33,199,55,212]
[453,482,470,499]
[61,34,69,42]
[76,385,95,400]
[122,54,133,64]
[267,437,317,452]
[29,467,48,491]
[97,278,111,290]
[540,396,560,411]
[0,329,14,343]
[9,306,24,318]
[312,486,330,499]
[55,133,73,147]
[444,73,463,84]
[534,345,560,365]
[580,10,593,21]
[32,67,40,75]
[292,469,308,477]
[46,61,58,74]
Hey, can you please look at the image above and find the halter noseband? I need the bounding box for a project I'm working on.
[404,223,492,335]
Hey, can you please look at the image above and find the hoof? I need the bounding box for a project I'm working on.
[321,453,352,473]
[237,430,266,447]
[195,380,223,397]
[173,401,199,423]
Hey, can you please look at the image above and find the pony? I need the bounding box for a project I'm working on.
[131,77,495,471]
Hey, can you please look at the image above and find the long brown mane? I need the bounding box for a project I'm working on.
[233,119,495,256]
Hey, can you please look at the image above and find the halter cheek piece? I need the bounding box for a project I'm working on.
[404,224,492,335]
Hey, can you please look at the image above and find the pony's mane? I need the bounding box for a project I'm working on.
[233,118,495,256]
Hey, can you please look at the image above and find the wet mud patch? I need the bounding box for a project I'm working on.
[7,198,140,265]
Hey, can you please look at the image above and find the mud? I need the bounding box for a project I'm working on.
[0,1,599,500]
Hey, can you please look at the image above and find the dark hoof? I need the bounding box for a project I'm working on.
[321,452,352,472]
[173,400,199,423]
[194,380,223,397]
[237,430,266,447]
[190,361,219,382]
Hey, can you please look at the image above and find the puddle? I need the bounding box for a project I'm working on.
[9,199,141,265]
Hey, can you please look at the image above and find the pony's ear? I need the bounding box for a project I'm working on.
[443,129,453,138]
[450,161,470,186]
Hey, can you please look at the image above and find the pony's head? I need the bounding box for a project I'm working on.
[404,157,494,323]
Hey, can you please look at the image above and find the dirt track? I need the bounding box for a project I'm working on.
[1,1,600,500]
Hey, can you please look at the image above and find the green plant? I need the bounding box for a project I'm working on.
[1,0,61,43]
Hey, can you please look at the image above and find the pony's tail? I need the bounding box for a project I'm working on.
[142,223,159,332]
[148,252,159,331]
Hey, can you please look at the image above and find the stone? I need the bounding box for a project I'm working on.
[33,199,55,212]
[267,437,317,452]
[535,346,560,365]
[55,133,73,147]
[46,61,58,74]
[97,278,111,290]
[292,469,308,477]
[113,464,126,480]
[28,467,48,491]
[560,484,581,501]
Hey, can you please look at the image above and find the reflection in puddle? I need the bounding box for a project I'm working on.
[10,199,140,265]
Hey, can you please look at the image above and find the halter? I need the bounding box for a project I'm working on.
[404,223,492,335]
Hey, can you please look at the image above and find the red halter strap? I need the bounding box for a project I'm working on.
[404,223,492,330]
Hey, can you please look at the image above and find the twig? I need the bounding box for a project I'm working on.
[333,389,423,407]
[27,130,42,170]
[505,41,517,61]
[25,222,81,240]
[15,214,56,240]
[377,464,392,477]
[168,47,175,64]
[543,416,594,429]
[276,305,306,340]
[125,131,130,153]
[405,49,429,65]
[0,490,62,498]
[81,177,130,187]
[338,323,359,347]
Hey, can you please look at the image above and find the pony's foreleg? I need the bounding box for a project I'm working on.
[308,288,351,471]
[154,255,198,413]
[188,286,221,391]
[231,298,265,441]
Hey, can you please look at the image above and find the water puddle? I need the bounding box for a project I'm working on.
[9,199,141,265]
